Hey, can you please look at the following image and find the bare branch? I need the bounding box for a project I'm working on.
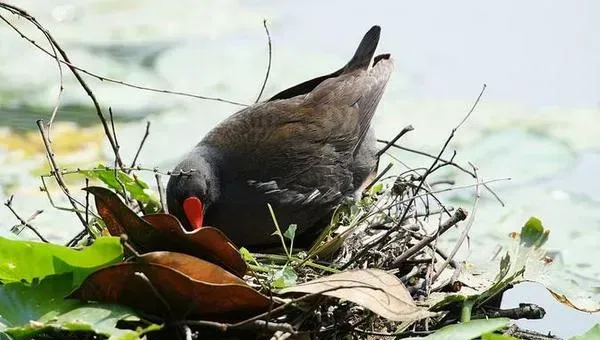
[362,163,393,193]
[390,208,468,268]
[432,163,481,282]
[376,124,414,157]
[255,19,273,103]
[4,195,48,243]
[155,173,166,213]
[130,121,151,170]
[36,120,87,229]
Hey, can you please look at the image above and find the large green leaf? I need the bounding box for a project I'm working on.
[0,236,123,286]
[80,165,160,213]
[0,273,157,340]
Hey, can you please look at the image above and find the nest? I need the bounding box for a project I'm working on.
[236,154,481,339]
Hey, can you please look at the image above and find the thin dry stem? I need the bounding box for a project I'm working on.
[4,195,48,242]
[390,208,468,268]
[255,19,273,103]
[431,162,481,282]
[36,120,87,229]
[130,121,151,170]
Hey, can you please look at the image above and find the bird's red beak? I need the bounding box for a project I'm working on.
[183,196,204,230]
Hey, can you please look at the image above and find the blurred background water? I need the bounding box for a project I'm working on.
[1,0,599,336]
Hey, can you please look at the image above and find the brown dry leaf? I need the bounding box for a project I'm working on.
[69,252,272,321]
[137,251,245,285]
[141,213,247,277]
[84,186,247,277]
[279,269,434,322]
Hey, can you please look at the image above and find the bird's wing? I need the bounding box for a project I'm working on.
[203,57,393,198]
[246,179,344,208]
[306,55,393,157]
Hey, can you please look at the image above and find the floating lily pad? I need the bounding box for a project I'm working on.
[0,236,122,286]
[0,273,154,340]
[457,129,576,185]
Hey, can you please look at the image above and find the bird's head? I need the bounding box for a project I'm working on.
[166,146,220,231]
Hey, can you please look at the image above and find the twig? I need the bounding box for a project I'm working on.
[134,272,174,319]
[108,108,129,203]
[404,181,452,217]
[255,19,272,103]
[388,83,484,229]
[474,303,546,320]
[268,204,290,258]
[109,107,120,151]
[4,195,48,242]
[429,179,456,186]
[390,208,468,268]
[39,176,82,211]
[415,206,454,217]
[120,234,141,258]
[376,124,414,157]
[362,163,393,192]
[68,230,90,247]
[419,240,459,270]
[383,154,452,218]
[503,324,560,340]
[361,178,508,222]
[155,173,166,212]
[54,166,193,177]
[85,178,90,228]
[376,140,471,173]
[36,120,88,230]
[424,210,444,294]
[130,121,151,170]
[180,320,296,334]
[376,122,505,206]
[432,163,481,282]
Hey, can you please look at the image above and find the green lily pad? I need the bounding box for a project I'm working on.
[0,273,157,340]
[571,324,600,340]
[457,129,575,184]
[0,236,123,287]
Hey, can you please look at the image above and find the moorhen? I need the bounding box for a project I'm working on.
[166,25,393,249]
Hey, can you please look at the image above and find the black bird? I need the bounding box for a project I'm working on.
[167,25,393,249]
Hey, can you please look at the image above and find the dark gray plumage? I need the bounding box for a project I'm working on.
[167,26,393,249]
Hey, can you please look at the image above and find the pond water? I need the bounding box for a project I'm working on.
[1,1,599,337]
